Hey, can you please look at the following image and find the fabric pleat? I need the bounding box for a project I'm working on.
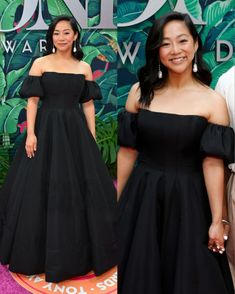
[118,109,234,294]
[0,72,117,283]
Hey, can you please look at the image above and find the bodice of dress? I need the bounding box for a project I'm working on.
[118,109,235,169]
[137,110,208,170]
[19,72,102,109]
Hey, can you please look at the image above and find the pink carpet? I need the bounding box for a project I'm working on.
[0,265,30,294]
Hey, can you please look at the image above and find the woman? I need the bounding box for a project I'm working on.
[118,12,234,294]
[0,16,117,283]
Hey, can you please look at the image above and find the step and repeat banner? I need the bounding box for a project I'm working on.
[0,0,117,184]
[0,0,234,183]
[0,0,234,293]
[117,0,235,108]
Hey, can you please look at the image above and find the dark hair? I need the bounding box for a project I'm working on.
[44,15,83,60]
[138,11,211,107]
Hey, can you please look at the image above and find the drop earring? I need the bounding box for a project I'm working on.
[193,52,198,73]
[52,46,56,53]
[158,62,163,79]
[73,42,77,53]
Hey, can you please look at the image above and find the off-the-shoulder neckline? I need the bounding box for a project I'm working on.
[28,72,96,82]
[43,71,86,77]
[28,72,86,77]
[139,108,208,121]
[124,109,232,128]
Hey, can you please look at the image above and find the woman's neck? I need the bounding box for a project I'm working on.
[167,69,195,90]
[54,50,74,61]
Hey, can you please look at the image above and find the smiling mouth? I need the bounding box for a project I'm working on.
[169,57,186,63]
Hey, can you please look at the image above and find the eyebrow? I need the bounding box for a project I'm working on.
[162,34,189,40]
[54,29,71,32]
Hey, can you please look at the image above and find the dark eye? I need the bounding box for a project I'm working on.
[180,39,188,43]
[161,43,170,47]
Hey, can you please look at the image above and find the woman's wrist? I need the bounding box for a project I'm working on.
[27,132,35,136]
[211,218,222,225]
[211,219,230,226]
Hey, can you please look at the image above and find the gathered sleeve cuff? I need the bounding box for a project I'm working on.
[19,76,44,99]
[118,110,138,149]
[200,123,234,164]
[80,80,102,103]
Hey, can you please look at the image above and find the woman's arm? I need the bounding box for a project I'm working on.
[25,59,42,158]
[222,167,231,239]
[117,147,138,199]
[204,92,230,253]
[26,97,40,158]
[203,156,225,250]
[83,100,96,139]
[81,61,96,139]
[117,82,140,200]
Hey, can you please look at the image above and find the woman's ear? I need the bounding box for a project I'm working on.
[74,32,78,41]
[195,38,199,51]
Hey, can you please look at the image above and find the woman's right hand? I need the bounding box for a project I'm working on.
[208,222,225,254]
[25,133,37,158]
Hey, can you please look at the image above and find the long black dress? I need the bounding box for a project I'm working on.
[118,109,234,294]
[0,72,117,283]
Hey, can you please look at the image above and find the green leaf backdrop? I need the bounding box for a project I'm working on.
[117,0,235,107]
[0,0,234,185]
[0,0,117,184]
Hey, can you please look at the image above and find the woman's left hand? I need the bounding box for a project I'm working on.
[208,222,225,254]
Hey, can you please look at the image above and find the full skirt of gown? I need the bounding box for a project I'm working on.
[0,72,117,283]
[118,109,234,294]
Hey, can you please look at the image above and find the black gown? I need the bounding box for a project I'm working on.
[0,72,117,283]
[118,109,234,294]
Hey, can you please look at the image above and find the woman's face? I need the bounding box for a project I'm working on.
[159,20,198,75]
[52,20,77,52]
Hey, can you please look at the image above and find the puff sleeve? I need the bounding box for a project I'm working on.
[80,80,102,103]
[118,110,138,149]
[200,123,235,164]
[19,76,44,99]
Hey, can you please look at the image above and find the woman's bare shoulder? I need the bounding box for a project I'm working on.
[34,55,52,65]
[201,86,226,107]
[79,60,90,68]
[78,61,92,79]
[202,87,229,125]
[78,60,92,73]
[29,55,54,75]
[125,82,141,113]
[29,57,46,75]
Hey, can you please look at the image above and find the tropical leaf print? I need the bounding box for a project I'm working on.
[1,98,26,134]
[0,0,23,30]
[0,66,6,97]
[0,0,118,180]
[185,0,203,19]
[118,2,147,23]
[97,69,117,105]
[200,0,234,43]
[204,11,235,51]
[47,0,72,17]
[117,0,235,105]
